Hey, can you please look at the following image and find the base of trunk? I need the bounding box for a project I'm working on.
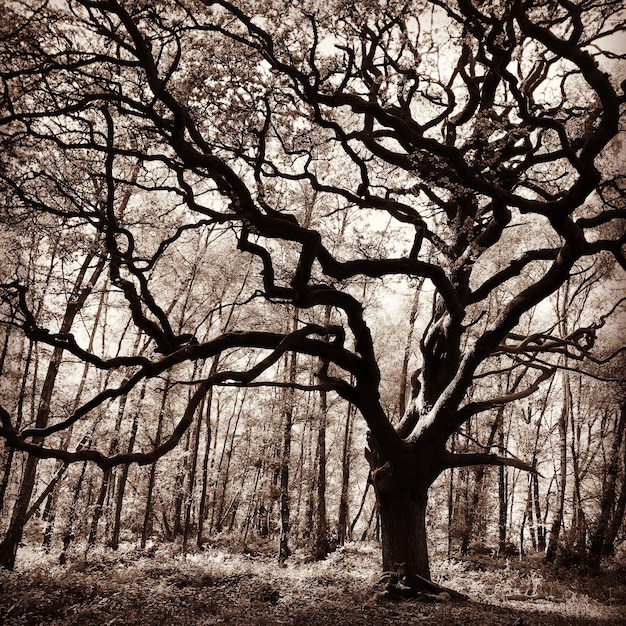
[378,569,468,601]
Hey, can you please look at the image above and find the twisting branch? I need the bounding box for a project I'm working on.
[445,450,535,473]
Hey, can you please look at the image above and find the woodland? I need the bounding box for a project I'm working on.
[0,0,625,623]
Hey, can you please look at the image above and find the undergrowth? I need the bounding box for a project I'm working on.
[0,542,624,625]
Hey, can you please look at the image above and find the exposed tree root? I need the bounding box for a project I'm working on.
[378,569,468,602]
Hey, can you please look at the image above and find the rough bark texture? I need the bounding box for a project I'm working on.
[366,437,440,585]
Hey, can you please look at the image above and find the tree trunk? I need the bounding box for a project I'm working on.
[350,475,371,538]
[196,361,217,547]
[172,430,191,538]
[367,440,431,582]
[278,313,297,563]
[85,468,112,554]
[312,389,329,559]
[58,458,89,565]
[533,464,546,551]
[110,401,141,550]
[498,422,508,554]
[589,402,626,565]
[0,251,105,569]
[545,374,570,563]
[140,378,169,549]
[378,480,430,580]
[397,283,424,416]
[278,391,293,563]
[182,393,206,554]
[337,400,354,545]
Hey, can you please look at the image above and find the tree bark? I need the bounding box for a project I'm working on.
[589,402,626,565]
[0,251,105,570]
[140,377,169,549]
[545,374,570,563]
[86,468,112,554]
[58,458,89,565]
[278,315,297,563]
[338,400,354,545]
[498,424,508,554]
[109,397,141,550]
[378,481,430,580]
[367,440,433,582]
[196,361,217,548]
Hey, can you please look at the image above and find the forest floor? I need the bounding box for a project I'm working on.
[1,541,625,625]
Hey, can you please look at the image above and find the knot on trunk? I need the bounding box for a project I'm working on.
[371,460,393,488]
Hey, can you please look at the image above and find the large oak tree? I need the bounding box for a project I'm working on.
[1,0,624,588]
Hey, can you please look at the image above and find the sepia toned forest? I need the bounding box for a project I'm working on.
[0,0,625,623]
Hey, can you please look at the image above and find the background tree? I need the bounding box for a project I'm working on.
[0,0,624,593]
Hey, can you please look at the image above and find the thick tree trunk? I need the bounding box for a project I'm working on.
[378,480,430,580]
[367,442,432,582]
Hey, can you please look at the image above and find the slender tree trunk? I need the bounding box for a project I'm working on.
[0,335,31,516]
[196,361,217,547]
[141,378,169,549]
[569,377,586,553]
[312,390,329,559]
[546,374,570,563]
[447,438,455,558]
[182,394,206,554]
[86,335,141,553]
[350,476,371,538]
[42,283,110,550]
[303,413,315,541]
[242,466,262,545]
[183,400,206,554]
[525,474,537,551]
[338,401,354,545]
[109,393,142,550]
[172,430,192,538]
[534,462,546,551]
[86,468,113,554]
[278,395,294,562]
[213,391,246,533]
[498,423,508,554]
[36,435,90,550]
[589,402,626,565]
[0,252,105,570]
[0,329,12,504]
[58,458,90,565]
[0,237,56,516]
[604,442,626,556]
[278,315,297,563]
